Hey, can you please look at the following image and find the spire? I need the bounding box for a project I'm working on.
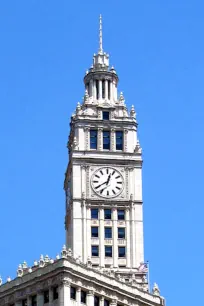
[99,14,103,54]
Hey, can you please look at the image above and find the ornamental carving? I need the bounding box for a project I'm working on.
[124,129,128,152]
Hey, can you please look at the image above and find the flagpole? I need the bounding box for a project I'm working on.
[147,260,150,292]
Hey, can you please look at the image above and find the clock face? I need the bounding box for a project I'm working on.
[91,167,124,198]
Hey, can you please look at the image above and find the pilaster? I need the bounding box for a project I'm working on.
[126,208,131,268]
[76,288,81,306]
[113,208,118,267]
[87,291,94,306]
[99,208,105,267]
[37,292,44,306]
[59,280,70,306]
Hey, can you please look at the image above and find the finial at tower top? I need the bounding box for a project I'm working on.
[99,14,103,54]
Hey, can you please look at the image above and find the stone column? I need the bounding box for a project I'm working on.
[111,128,115,151]
[100,296,104,306]
[126,209,131,268]
[93,80,96,100]
[37,292,44,306]
[49,287,53,306]
[86,207,91,258]
[89,79,93,97]
[110,82,113,101]
[124,130,128,152]
[82,200,87,263]
[113,208,118,268]
[99,80,102,99]
[105,79,108,99]
[27,296,32,306]
[76,288,81,306]
[98,128,103,151]
[99,208,105,267]
[59,281,70,306]
[87,291,94,306]
[130,203,136,268]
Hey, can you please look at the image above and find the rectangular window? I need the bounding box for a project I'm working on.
[71,287,76,300]
[43,291,49,304]
[90,130,97,149]
[118,247,126,258]
[103,111,109,120]
[104,300,110,306]
[31,296,37,306]
[118,209,125,220]
[118,228,125,239]
[22,299,27,306]
[53,286,58,300]
[105,227,112,239]
[116,131,123,150]
[91,208,98,219]
[104,209,112,220]
[92,245,99,257]
[81,291,87,304]
[94,296,100,306]
[103,131,110,150]
[91,227,99,238]
[105,246,112,257]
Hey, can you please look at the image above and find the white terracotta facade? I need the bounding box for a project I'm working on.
[0,16,165,306]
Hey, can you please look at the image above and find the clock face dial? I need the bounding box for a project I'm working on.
[91,167,124,198]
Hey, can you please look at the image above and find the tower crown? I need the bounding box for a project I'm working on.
[84,15,119,105]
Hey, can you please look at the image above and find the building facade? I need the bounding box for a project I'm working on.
[0,16,165,306]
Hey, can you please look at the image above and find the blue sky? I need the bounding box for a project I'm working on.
[0,1,203,305]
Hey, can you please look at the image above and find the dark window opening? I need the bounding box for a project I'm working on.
[105,227,112,239]
[105,246,112,257]
[103,111,109,120]
[53,286,58,300]
[104,209,112,220]
[118,247,126,258]
[118,228,125,239]
[108,81,111,99]
[22,299,27,306]
[118,210,125,220]
[44,290,49,304]
[102,80,105,99]
[81,290,87,304]
[71,287,76,300]
[104,299,110,306]
[90,130,97,150]
[103,131,110,150]
[116,131,123,150]
[96,80,99,99]
[94,296,100,306]
[91,208,98,219]
[92,245,99,257]
[31,296,37,306]
[91,227,99,238]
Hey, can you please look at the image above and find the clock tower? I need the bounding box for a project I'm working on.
[64,15,144,280]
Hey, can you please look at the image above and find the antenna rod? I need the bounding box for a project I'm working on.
[99,14,103,53]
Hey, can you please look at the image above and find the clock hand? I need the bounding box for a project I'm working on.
[106,174,111,185]
[95,180,108,189]
[100,183,111,194]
